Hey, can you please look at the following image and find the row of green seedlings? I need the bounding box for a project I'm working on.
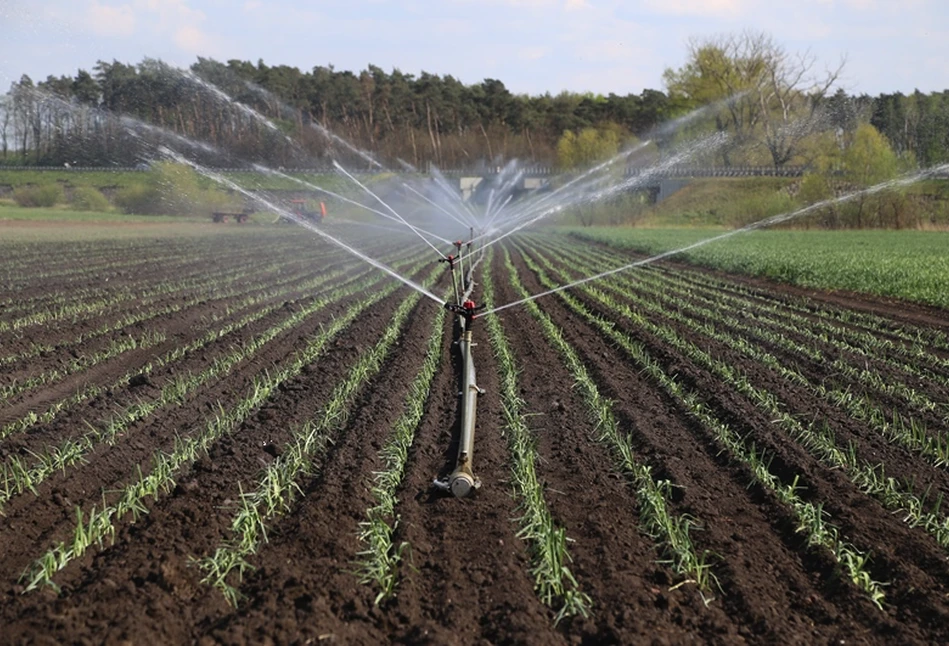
[0,247,356,386]
[542,241,949,466]
[0,246,426,442]
[584,241,949,399]
[0,331,167,404]
[0,244,245,316]
[0,255,428,511]
[0,233,323,311]
[638,244,949,354]
[355,303,447,604]
[557,229,949,354]
[502,246,718,601]
[0,247,327,333]
[617,244,949,383]
[199,267,443,605]
[0,244,354,369]
[0,260,366,442]
[529,248,949,554]
[20,271,416,593]
[481,249,592,624]
[520,251,888,609]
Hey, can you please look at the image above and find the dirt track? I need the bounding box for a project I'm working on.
[2,226,949,644]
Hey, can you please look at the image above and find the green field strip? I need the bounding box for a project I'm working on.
[567,228,949,310]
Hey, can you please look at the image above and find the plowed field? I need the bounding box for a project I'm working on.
[2,223,949,644]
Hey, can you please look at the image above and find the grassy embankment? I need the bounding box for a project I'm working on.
[0,167,369,223]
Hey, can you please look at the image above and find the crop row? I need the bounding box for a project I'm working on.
[540,240,949,464]
[199,265,443,604]
[517,246,889,608]
[0,252,429,511]
[500,247,717,600]
[481,249,591,622]
[20,263,428,592]
[528,244,949,554]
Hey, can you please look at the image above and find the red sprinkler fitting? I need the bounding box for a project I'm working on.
[445,299,484,329]
[439,254,457,270]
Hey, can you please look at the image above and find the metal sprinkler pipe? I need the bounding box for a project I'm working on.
[439,253,461,305]
[454,240,465,294]
[435,299,485,498]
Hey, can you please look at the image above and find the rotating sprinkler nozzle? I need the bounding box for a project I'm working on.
[434,298,485,498]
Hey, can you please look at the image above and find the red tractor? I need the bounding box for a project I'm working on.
[290,199,326,224]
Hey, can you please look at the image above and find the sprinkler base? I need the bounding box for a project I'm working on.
[432,471,481,498]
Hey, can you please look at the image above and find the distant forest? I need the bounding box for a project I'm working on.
[1,49,947,170]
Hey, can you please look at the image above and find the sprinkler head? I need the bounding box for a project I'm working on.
[446,300,484,328]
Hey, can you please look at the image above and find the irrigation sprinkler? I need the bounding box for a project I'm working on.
[434,233,486,498]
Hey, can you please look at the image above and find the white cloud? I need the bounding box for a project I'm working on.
[243,0,263,10]
[519,46,550,61]
[137,0,205,29]
[85,1,136,37]
[641,0,746,16]
[565,0,589,10]
[573,39,630,63]
[174,24,214,54]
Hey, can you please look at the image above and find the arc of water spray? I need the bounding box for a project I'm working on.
[429,166,483,225]
[253,165,453,245]
[401,183,476,230]
[333,161,447,257]
[189,62,389,172]
[482,163,949,317]
[482,166,526,229]
[469,140,652,246]
[477,132,728,254]
[157,147,444,306]
[482,96,746,242]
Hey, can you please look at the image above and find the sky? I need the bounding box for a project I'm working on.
[1,0,947,98]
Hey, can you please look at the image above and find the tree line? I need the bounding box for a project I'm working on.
[0,34,946,172]
[0,58,676,169]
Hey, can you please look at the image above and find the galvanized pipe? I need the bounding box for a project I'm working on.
[447,325,481,497]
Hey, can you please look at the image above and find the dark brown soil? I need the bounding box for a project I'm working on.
[2,225,949,644]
